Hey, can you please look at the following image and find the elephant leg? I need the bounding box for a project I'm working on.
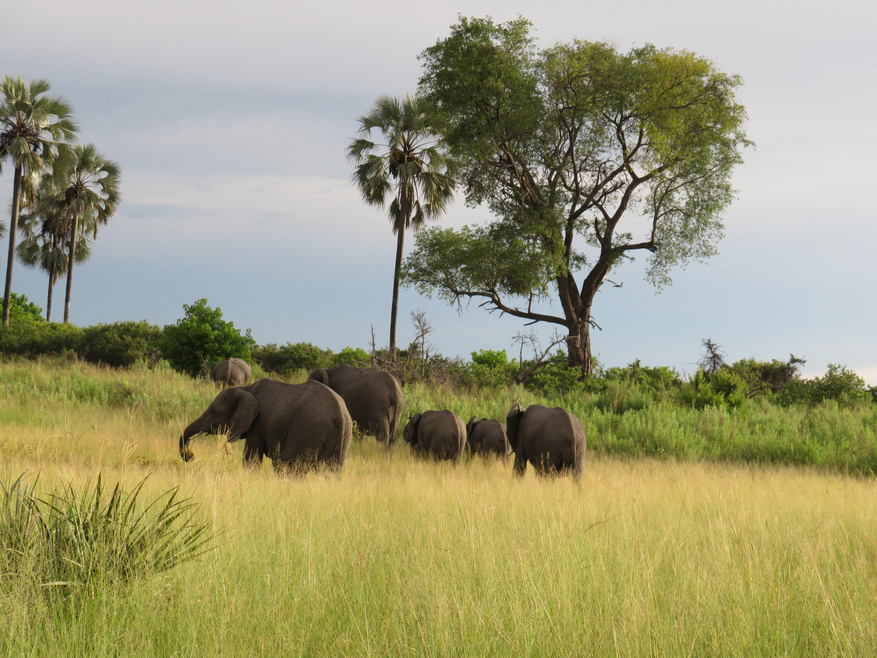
[513,452,527,477]
[242,440,264,469]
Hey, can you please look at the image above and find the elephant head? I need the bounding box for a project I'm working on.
[403,413,423,446]
[308,368,331,386]
[179,387,260,461]
[466,416,477,439]
[506,403,525,452]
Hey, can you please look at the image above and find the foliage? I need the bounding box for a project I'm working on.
[160,299,255,378]
[332,346,371,367]
[602,360,681,395]
[80,321,163,368]
[408,17,751,374]
[253,342,334,376]
[800,364,871,406]
[8,292,44,323]
[0,472,211,592]
[0,317,85,356]
[459,349,517,388]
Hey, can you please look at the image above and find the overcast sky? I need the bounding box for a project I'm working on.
[2,0,876,383]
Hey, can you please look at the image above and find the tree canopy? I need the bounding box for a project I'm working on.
[404,17,751,375]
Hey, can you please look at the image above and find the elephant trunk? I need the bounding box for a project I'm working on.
[179,421,204,462]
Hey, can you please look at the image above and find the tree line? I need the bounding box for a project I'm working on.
[0,76,121,325]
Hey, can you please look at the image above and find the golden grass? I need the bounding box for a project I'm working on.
[1,361,875,656]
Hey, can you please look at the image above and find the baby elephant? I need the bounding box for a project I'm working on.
[212,358,252,386]
[179,378,352,473]
[403,410,467,463]
[466,417,511,461]
[506,403,586,481]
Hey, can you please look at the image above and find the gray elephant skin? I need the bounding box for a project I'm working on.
[403,410,467,462]
[466,417,511,461]
[179,378,352,472]
[506,404,586,480]
[212,358,252,386]
[308,364,403,443]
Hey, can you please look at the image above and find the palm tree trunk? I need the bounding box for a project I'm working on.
[63,213,79,324]
[3,166,23,326]
[46,232,58,322]
[47,271,56,323]
[389,226,405,359]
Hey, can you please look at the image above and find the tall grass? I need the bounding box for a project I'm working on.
[0,360,875,656]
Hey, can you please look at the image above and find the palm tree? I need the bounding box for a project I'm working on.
[16,182,91,321]
[54,143,120,323]
[0,76,77,325]
[348,95,456,358]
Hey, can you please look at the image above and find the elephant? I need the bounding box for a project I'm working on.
[179,378,352,472]
[506,403,586,481]
[212,358,252,387]
[308,364,403,443]
[403,410,467,463]
[466,417,511,461]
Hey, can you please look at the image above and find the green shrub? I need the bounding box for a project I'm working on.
[332,346,371,367]
[253,342,333,375]
[8,293,44,323]
[160,299,256,378]
[0,319,85,357]
[81,321,163,368]
[805,364,871,406]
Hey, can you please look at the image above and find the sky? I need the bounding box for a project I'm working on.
[2,0,876,383]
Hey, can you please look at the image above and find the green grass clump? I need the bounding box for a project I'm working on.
[0,472,211,592]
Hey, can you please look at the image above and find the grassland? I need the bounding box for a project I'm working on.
[1,360,875,656]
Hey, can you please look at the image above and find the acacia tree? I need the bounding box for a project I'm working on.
[0,76,77,326]
[404,17,750,376]
[347,95,455,359]
[54,143,120,323]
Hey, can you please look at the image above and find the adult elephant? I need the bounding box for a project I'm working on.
[212,358,252,387]
[466,417,511,461]
[308,364,403,443]
[403,410,466,463]
[179,378,352,472]
[506,404,586,481]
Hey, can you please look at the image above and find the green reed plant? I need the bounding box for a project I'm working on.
[0,472,212,590]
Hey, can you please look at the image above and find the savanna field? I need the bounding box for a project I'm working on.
[1,359,876,657]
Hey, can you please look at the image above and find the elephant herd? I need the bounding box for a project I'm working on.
[183,361,586,480]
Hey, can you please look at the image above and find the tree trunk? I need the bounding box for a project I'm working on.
[389,225,405,360]
[46,233,58,322]
[47,271,56,322]
[63,213,79,324]
[3,166,23,326]
[563,259,612,378]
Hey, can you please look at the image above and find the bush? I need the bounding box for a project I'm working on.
[253,342,333,376]
[161,299,256,378]
[81,321,163,368]
[8,293,44,323]
[0,319,85,357]
[805,364,871,406]
[332,347,371,367]
[461,349,516,388]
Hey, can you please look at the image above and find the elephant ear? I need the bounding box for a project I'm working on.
[506,404,525,451]
[225,388,260,442]
[403,413,422,446]
[308,368,330,386]
[466,416,477,439]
